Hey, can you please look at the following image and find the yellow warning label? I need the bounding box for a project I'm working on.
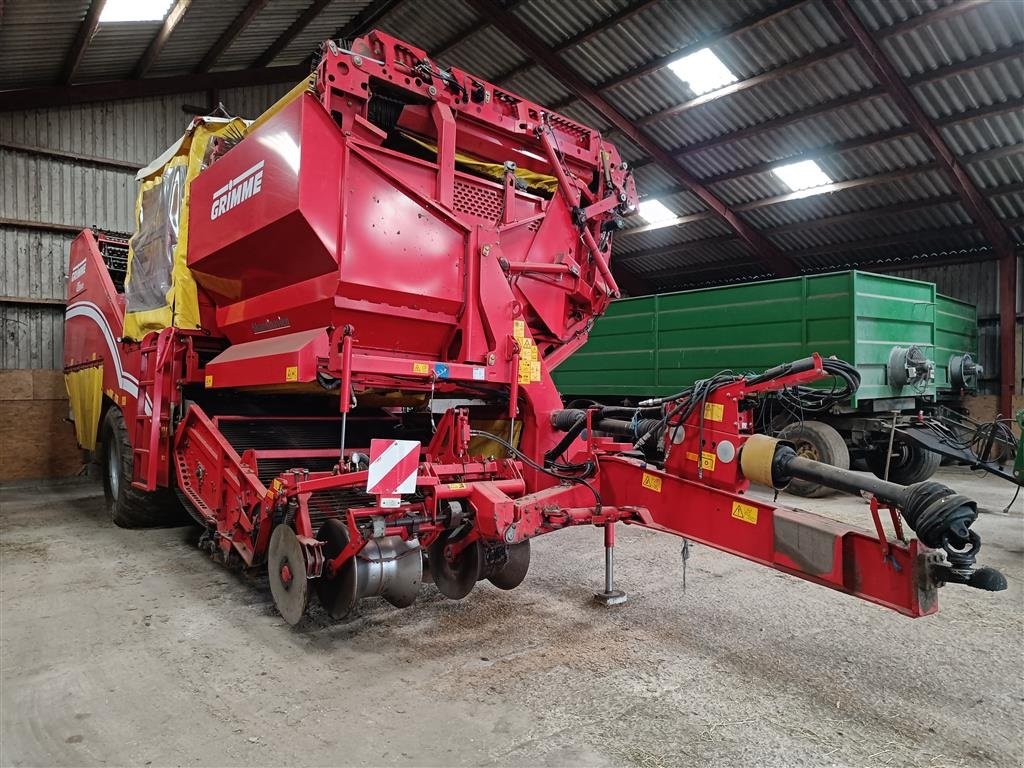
[513,319,526,339]
[285,366,298,382]
[731,501,759,525]
[686,450,717,471]
[447,482,467,490]
[519,369,533,385]
[641,472,663,492]
[413,362,430,374]
[530,360,541,382]
[204,375,213,388]
[271,478,283,492]
[703,402,724,422]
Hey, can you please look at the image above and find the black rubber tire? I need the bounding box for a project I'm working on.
[777,421,850,498]
[100,407,182,528]
[866,439,942,485]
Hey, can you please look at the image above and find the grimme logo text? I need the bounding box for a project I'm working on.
[210,160,264,220]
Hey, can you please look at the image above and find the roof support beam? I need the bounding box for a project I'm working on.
[195,0,270,73]
[252,0,332,68]
[619,179,1024,264]
[134,0,192,78]
[647,97,1023,194]
[1,65,308,112]
[464,0,798,277]
[599,0,810,95]
[483,0,663,83]
[331,0,408,42]
[644,226,1017,284]
[429,0,528,61]
[827,0,1019,424]
[62,0,107,84]
[624,42,1024,172]
[636,42,853,126]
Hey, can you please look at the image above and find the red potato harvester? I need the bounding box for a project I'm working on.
[63,31,1005,626]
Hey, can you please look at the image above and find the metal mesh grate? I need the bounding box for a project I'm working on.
[453,181,502,221]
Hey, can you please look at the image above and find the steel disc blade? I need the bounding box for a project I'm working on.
[488,540,531,590]
[268,525,310,626]
[315,518,358,620]
[428,534,481,600]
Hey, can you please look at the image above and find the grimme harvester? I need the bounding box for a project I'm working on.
[64,32,1005,626]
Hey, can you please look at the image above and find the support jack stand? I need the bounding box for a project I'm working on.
[594,522,627,606]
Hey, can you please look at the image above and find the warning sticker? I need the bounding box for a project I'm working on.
[413,362,430,374]
[513,320,526,339]
[731,501,759,525]
[685,451,717,471]
[703,402,724,422]
[204,375,213,388]
[285,366,298,382]
[447,482,467,490]
[641,472,663,492]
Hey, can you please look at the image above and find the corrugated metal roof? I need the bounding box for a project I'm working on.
[149,0,254,77]
[0,0,90,88]
[0,0,1020,295]
[273,0,372,66]
[216,0,319,70]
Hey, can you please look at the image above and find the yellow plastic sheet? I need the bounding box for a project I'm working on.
[64,366,103,450]
[123,117,248,340]
[400,132,558,195]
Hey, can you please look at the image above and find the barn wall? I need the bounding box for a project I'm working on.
[0,85,285,482]
[886,257,1023,398]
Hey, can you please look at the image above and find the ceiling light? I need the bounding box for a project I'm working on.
[638,199,677,225]
[773,159,833,191]
[99,0,173,23]
[667,48,738,95]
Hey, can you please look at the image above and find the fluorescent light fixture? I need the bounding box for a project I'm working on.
[773,159,833,191]
[99,0,173,23]
[667,48,738,95]
[638,199,677,225]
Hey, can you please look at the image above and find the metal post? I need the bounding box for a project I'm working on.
[594,522,626,606]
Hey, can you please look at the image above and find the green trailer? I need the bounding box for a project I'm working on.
[557,271,938,405]
[934,293,982,394]
[555,271,1016,494]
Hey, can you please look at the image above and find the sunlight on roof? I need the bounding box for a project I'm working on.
[100,0,173,23]
[638,199,677,225]
[667,48,738,95]
[773,159,833,192]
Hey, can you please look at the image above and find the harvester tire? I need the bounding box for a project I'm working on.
[100,407,182,528]
[866,439,941,485]
[777,421,850,498]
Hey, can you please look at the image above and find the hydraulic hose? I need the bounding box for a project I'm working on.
[769,444,1006,591]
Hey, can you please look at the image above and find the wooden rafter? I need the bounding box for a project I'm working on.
[134,0,192,78]
[62,0,107,84]
[194,0,270,73]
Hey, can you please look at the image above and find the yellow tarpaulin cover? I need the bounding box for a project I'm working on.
[65,366,103,450]
[123,78,315,340]
[400,132,558,195]
[123,117,248,340]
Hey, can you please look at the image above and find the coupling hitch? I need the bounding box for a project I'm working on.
[742,435,1008,593]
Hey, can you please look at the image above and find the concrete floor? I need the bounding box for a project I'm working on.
[1,468,1021,767]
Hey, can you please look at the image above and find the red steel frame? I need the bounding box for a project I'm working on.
[64,31,956,623]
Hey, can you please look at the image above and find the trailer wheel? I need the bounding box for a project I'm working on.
[777,421,850,498]
[100,407,181,528]
[866,439,941,485]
